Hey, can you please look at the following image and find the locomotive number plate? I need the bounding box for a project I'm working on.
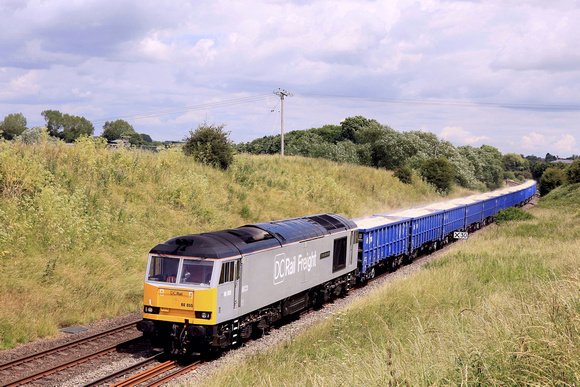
[454,231,468,240]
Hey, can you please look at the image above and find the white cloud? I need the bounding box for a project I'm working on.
[0,0,579,155]
[521,132,548,151]
[439,126,491,145]
[553,134,577,155]
[517,132,578,156]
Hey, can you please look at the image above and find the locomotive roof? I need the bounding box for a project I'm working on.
[149,213,356,259]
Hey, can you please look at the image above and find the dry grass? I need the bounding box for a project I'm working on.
[197,185,580,386]
[0,138,456,349]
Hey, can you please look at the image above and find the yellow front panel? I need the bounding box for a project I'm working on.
[143,282,217,325]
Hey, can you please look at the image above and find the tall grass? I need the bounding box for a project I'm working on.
[0,138,458,349]
[196,185,580,386]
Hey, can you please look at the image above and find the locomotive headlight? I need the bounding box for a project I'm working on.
[195,311,212,319]
[144,306,160,314]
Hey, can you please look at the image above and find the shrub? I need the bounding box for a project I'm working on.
[566,159,580,184]
[183,122,235,170]
[394,165,413,184]
[495,207,534,224]
[503,171,516,180]
[17,126,50,145]
[420,157,454,194]
[539,167,566,196]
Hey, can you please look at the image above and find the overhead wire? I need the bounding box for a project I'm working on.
[298,93,580,111]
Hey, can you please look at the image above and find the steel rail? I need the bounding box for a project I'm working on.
[82,353,165,387]
[110,360,178,387]
[147,360,202,387]
[1,337,142,387]
[0,319,141,371]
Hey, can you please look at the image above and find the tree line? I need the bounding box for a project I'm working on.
[237,115,579,195]
[0,111,155,145]
[3,111,577,196]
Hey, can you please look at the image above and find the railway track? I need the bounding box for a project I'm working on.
[0,320,143,387]
[83,354,202,387]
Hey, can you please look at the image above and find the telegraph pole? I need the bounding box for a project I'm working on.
[273,88,293,156]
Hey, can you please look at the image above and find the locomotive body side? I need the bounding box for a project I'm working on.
[138,213,358,354]
[238,227,358,316]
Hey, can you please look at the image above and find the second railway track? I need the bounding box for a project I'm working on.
[0,319,152,387]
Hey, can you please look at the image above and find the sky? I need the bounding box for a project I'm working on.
[1,0,579,158]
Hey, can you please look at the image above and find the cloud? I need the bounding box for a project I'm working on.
[439,126,491,145]
[553,134,577,155]
[521,132,548,150]
[0,0,579,155]
[518,132,578,156]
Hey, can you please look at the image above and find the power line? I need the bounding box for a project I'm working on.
[298,92,580,111]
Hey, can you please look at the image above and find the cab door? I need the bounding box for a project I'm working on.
[233,259,242,309]
[217,259,241,321]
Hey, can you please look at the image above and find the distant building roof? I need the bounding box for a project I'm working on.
[551,159,574,164]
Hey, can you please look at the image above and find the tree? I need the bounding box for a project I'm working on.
[339,116,379,143]
[41,110,63,137]
[539,167,566,196]
[420,157,455,194]
[60,115,94,143]
[502,153,529,172]
[530,161,551,181]
[140,133,153,143]
[41,110,94,142]
[0,113,28,140]
[524,155,541,163]
[457,145,503,190]
[567,159,580,184]
[308,124,342,144]
[127,132,145,146]
[183,122,235,170]
[101,119,135,142]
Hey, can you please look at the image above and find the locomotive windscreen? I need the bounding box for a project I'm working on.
[148,256,180,283]
[180,259,214,286]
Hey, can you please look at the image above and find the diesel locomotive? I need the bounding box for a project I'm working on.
[137,180,537,355]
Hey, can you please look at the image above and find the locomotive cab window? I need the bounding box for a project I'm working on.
[148,256,180,283]
[180,259,214,286]
[219,261,239,284]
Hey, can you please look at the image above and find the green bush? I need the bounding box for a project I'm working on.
[567,159,580,184]
[539,167,566,196]
[503,171,516,180]
[183,122,235,170]
[393,165,413,184]
[495,207,534,224]
[420,157,454,194]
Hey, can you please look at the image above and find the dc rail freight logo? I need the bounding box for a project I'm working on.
[273,251,317,285]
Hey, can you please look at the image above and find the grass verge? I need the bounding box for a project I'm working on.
[195,185,580,386]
